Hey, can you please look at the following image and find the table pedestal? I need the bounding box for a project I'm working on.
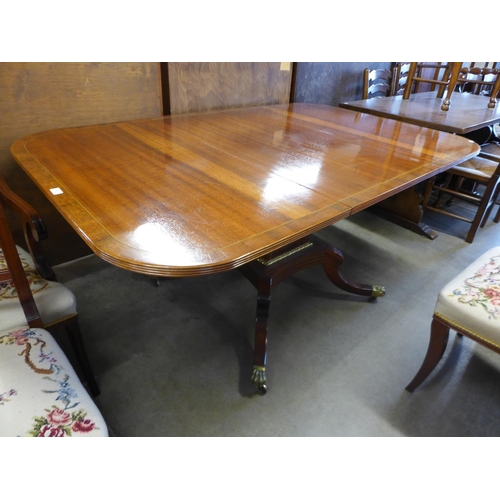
[239,235,385,394]
[369,186,439,240]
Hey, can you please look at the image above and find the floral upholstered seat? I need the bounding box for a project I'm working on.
[0,326,108,437]
[0,174,102,428]
[0,245,77,330]
[435,247,500,340]
[406,247,500,392]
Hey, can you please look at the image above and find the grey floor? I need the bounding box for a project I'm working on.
[54,202,500,437]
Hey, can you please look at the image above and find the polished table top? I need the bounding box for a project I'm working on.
[11,103,479,277]
[340,91,500,135]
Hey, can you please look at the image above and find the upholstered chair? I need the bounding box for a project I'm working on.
[0,175,107,436]
[0,176,100,397]
[0,325,108,437]
[406,247,500,392]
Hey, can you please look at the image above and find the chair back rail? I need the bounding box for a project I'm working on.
[362,68,393,99]
[0,198,43,328]
[0,176,56,281]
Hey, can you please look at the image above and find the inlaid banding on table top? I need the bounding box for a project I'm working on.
[11,104,479,277]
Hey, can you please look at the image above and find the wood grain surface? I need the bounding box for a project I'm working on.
[11,103,479,276]
[167,62,292,114]
[1,62,163,263]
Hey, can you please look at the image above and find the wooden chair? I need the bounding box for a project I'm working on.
[406,247,500,392]
[457,66,500,108]
[392,62,410,95]
[362,68,393,99]
[0,180,107,436]
[421,150,500,243]
[0,175,100,397]
[403,62,463,111]
[458,66,491,94]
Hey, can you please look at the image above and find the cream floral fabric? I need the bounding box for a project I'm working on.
[0,246,77,330]
[449,253,500,320]
[0,326,107,437]
[435,247,500,347]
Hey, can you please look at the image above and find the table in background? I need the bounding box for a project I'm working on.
[340,91,500,136]
[11,103,478,391]
[340,92,500,238]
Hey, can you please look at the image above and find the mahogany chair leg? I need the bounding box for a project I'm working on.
[405,317,450,392]
[495,204,500,223]
[482,182,500,225]
[466,176,500,243]
[481,187,500,227]
[64,319,100,397]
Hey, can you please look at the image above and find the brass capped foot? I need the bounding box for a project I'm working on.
[251,365,267,394]
[371,285,386,298]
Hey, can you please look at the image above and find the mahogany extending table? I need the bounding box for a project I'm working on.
[11,103,479,392]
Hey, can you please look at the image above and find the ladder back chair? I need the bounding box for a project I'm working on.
[458,66,500,108]
[392,62,410,96]
[362,68,393,100]
[422,149,500,243]
[403,62,463,111]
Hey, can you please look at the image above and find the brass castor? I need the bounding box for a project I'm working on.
[251,365,267,395]
[371,285,386,298]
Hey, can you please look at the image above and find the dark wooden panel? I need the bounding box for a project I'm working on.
[167,62,292,114]
[1,62,163,264]
[292,62,392,106]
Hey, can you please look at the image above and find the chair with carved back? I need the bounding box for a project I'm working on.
[0,176,107,436]
[457,66,500,108]
[458,66,490,94]
[362,68,393,100]
[0,175,100,397]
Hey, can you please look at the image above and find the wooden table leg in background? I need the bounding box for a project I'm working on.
[239,235,385,394]
[368,185,439,240]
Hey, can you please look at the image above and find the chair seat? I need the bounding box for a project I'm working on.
[434,247,500,348]
[0,245,77,331]
[481,142,500,157]
[450,156,499,180]
[0,326,107,437]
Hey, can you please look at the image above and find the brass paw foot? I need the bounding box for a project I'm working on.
[371,285,386,298]
[251,365,267,394]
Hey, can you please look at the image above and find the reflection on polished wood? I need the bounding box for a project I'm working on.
[11,103,479,393]
[340,92,500,237]
[340,91,500,135]
[11,104,479,278]
[1,62,164,264]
